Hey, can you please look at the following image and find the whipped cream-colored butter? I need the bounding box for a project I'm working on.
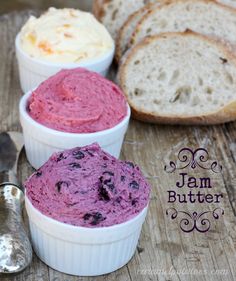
[19,7,114,63]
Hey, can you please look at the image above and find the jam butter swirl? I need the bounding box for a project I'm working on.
[27,68,128,133]
[25,144,151,227]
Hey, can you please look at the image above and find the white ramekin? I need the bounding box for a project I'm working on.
[15,34,115,93]
[19,91,131,169]
[25,195,148,276]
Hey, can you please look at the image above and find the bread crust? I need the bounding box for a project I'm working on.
[216,0,236,9]
[130,101,236,125]
[118,31,236,125]
[92,0,109,20]
[130,0,236,47]
[115,5,149,62]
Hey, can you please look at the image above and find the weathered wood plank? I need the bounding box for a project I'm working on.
[0,0,93,14]
[122,123,236,281]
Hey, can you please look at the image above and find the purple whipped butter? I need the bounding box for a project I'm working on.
[25,143,151,227]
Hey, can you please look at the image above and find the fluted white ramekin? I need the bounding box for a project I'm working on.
[15,34,115,93]
[19,91,130,169]
[25,195,148,276]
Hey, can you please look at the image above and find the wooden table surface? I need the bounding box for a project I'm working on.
[0,0,92,14]
[1,10,236,281]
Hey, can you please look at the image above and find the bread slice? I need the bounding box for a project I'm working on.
[93,0,155,39]
[130,0,236,50]
[116,2,162,62]
[118,32,236,125]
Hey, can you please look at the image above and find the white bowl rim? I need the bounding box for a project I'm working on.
[15,33,115,67]
[25,194,148,232]
[20,90,131,138]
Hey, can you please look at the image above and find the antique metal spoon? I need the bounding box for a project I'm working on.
[0,132,32,274]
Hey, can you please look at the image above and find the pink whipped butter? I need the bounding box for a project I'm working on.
[25,143,150,227]
[27,68,127,133]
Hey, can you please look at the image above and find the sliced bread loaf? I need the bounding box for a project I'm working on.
[118,32,236,125]
[116,2,162,62]
[130,0,236,50]
[92,0,155,39]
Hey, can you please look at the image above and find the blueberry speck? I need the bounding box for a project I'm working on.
[83,213,92,220]
[86,150,94,157]
[83,212,106,225]
[67,202,78,207]
[126,161,135,168]
[73,150,85,160]
[106,183,115,191]
[56,153,66,162]
[91,212,105,225]
[99,186,110,201]
[69,163,81,169]
[132,199,138,206]
[116,197,122,203]
[129,180,139,189]
[56,181,69,192]
[103,171,114,176]
[103,179,112,185]
[100,176,116,193]
[35,171,42,177]
[121,175,125,182]
[80,190,87,194]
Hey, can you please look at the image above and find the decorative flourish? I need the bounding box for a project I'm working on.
[166,208,224,233]
[164,148,222,173]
